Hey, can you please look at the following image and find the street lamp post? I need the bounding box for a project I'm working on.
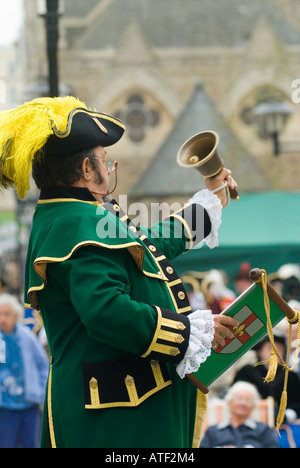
[253,102,294,156]
[38,0,61,97]
[46,0,59,97]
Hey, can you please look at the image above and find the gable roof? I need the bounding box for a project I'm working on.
[64,0,300,50]
[129,83,269,199]
[64,0,100,18]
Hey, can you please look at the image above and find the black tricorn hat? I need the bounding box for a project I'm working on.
[0,96,126,198]
[44,107,126,158]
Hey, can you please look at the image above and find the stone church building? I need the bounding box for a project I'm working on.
[23,0,300,203]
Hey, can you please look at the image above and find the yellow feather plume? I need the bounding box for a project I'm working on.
[0,96,87,198]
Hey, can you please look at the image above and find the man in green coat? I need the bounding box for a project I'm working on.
[0,97,238,448]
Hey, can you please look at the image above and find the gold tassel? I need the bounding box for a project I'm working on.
[275,310,300,432]
[254,270,280,383]
[276,389,288,433]
[264,350,278,383]
[255,270,300,433]
[192,390,208,448]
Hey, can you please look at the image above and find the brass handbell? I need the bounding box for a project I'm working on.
[177,130,239,200]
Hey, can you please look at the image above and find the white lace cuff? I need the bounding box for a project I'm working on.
[186,189,222,249]
[176,309,214,379]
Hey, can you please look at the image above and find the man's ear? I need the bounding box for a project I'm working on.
[80,157,93,180]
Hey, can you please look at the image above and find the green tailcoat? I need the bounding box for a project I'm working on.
[24,186,210,448]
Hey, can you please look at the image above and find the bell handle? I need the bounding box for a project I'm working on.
[206,168,239,201]
[229,187,239,201]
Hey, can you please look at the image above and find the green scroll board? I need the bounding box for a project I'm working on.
[193,283,286,388]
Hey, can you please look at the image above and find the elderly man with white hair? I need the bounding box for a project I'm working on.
[0,294,49,448]
[200,381,279,448]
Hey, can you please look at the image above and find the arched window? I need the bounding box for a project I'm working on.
[115,93,161,143]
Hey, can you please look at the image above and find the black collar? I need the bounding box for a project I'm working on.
[40,186,97,202]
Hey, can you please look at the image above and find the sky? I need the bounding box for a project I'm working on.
[0,0,23,46]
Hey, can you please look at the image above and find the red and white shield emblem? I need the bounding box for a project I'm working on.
[214,305,264,354]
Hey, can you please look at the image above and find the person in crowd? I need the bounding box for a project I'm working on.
[0,294,49,448]
[273,264,300,302]
[202,269,236,314]
[182,272,208,312]
[283,277,300,303]
[0,274,8,295]
[233,262,252,296]
[269,273,284,297]
[200,381,279,448]
[234,332,300,422]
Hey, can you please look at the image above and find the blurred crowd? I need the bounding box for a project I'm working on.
[0,261,300,448]
[184,262,300,448]
[184,262,300,316]
[0,263,49,448]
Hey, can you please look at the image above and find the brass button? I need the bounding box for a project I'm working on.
[166,266,174,275]
[175,334,184,344]
[113,204,120,212]
[149,245,156,252]
[176,322,186,330]
[170,347,179,357]
[178,291,186,300]
[125,376,134,386]
[130,226,137,233]
[158,272,164,279]
[150,360,159,368]
[90,378,98,390]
